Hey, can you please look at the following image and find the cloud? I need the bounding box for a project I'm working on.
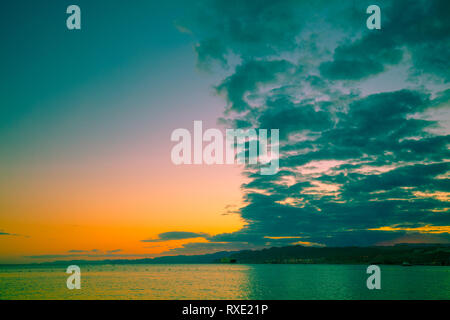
[0,230,20,237]
[25,249,147,259]
[258,97,334,140]
[141,231,210,242]
[216,60,295,113]
[107,249,122,254]
[178,0,450,248]
[186,0,306,64]
[68,249,110,254]
[320,0,450,81]
[24,253,153,259]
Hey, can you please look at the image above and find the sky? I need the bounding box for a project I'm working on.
[0,0,449,263]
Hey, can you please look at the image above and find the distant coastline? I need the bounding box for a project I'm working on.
[1,244,449,267]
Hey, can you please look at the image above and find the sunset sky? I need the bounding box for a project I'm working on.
[1,0,449,263]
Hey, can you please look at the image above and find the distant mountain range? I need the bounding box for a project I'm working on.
[226,243,450,266]
[3,244,450,267]
[4,251,232,267]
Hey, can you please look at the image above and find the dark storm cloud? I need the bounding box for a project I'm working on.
[178,0,450,248]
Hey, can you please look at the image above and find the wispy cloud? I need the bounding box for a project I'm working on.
[141,231,211,242]
[25,249,149,260]
[0,229,21,237]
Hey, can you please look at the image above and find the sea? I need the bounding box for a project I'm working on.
[0,264,449,299]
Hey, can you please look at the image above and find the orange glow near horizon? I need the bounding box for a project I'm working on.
[0,145,248,263]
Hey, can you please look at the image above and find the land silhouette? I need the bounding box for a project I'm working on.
[3,244,450,267]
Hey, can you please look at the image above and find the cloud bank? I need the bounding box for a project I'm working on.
[169,0,450,251]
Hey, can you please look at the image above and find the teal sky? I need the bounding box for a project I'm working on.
[0,1,224,165]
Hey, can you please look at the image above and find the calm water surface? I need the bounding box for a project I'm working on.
[0,264,449,299]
